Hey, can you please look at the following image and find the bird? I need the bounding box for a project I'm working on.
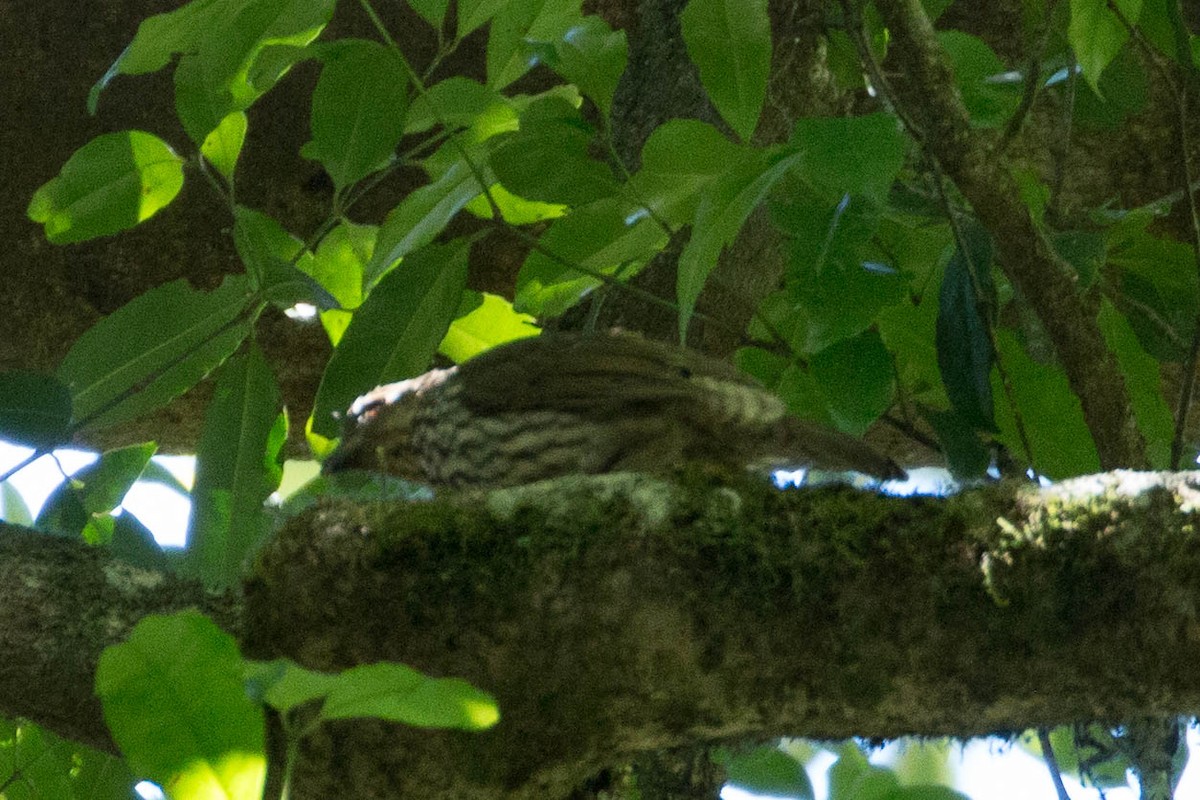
[322,332,906,488]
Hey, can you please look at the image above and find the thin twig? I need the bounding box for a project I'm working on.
[1037,728,1073,800]
[998,0,1062,153]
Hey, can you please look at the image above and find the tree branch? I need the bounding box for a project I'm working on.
[241,471,1200,798]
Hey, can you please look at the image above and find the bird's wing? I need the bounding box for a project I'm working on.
[456,333,754,414]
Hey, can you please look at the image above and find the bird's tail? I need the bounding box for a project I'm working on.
[770,418,907,480]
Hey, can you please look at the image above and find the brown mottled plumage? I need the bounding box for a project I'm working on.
[323,333,906,487]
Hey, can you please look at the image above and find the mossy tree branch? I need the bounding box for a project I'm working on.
[4,472,1200,796]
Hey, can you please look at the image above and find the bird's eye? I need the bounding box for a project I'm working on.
[678,366,693,378]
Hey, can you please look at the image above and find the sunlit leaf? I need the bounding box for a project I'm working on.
[95,611,266,799]
[320,662,499,731]
[439,292,541,363]
[173,0,335,144]
[201,111,248,180]
[0,481,34,526]
[28,131,184,244]
[0,717,135,800]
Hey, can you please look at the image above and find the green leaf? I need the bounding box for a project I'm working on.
[439,292,541,363]
[676,148,801,339]
[57,276,258,431]
[111,513,171,572]
[827,746,900,800]
[173,0,335,144]
[680,0,771,141]
[0,371,72,450]
[305,220,374,310]
[935,224,996,430]
[405,77,510,135]
[232,205,316,306]
[780,195,907,353]
[877,299,946,409]
[95,611,266,798]
[319,662,499,730]
[458,0,511,37]
[244,659,339,712]
[1099,301,1173,468]
[183,346,285,589]
[1106,214,1196,359]
[993,330,1100,477]
[720,746,814,799]
[201,111,248,180]
[490,97,617,205]
[0,717,136,800]
[302,39,409,188]
[463,182,568,224]
[1050,229,1106,287]
[926,407,991,478]
[27,131,184,244]
[1,482,34,526]
[888,787,971,800]
[487,0,584,89]
[366,146,489,286]
[551,16,627,116]
[515,195,670,317]
[1070,0,1143,93]
[808,330,895,435]
[1072,45,1148,128]
[410,0,450,28]
[37,443,157,538]
[629,119,746,226]
[1021,725,1134,789]
[88,0,227,112]
[937,31,1021,127]
[312,241,471,438]
[791,114,906,202]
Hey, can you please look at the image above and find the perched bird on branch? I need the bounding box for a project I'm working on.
[323,333,906,488]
